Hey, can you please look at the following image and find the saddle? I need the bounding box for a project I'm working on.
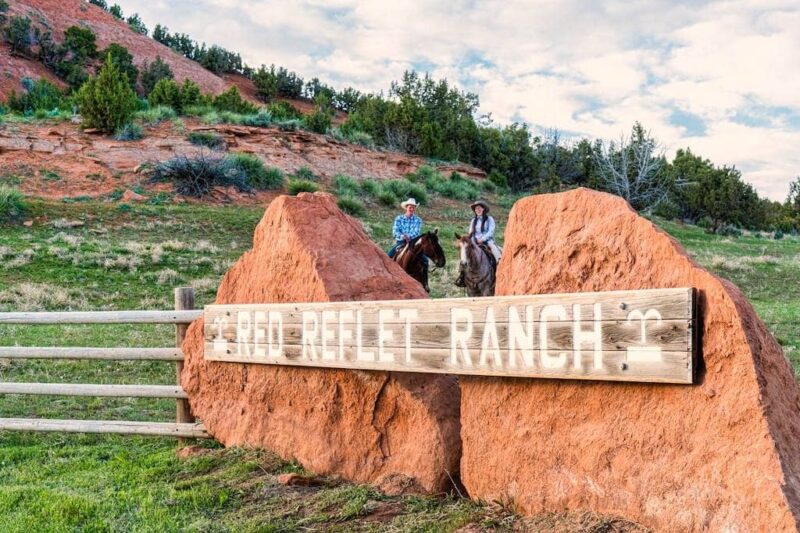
[478,243,497,271]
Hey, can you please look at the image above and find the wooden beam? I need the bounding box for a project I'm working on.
[0,347,183,361]
[204,288,696,384]
[0,310,202,325]
[0,383,189,398]
[0,418,210,438]
[174,287,196,435]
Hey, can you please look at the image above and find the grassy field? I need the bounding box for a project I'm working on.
[0,190,798,531]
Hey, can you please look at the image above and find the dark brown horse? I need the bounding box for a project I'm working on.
[455,233,495,296]
[393,229,446,292]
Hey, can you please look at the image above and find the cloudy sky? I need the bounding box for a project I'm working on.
[121,0,800,200]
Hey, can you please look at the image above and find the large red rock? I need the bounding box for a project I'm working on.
[460,188,800,531]
[182,192,460,493]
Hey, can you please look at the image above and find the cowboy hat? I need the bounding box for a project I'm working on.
[401,198,419,208]
[470,199,490,212]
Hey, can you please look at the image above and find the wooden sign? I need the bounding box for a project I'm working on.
[203,288,696,384]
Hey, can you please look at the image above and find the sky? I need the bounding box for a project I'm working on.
[119,0,800,201]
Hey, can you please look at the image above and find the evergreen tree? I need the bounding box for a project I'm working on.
[101,43,138,92]
[140,56,174,95]
[148,78,181,110]
[76,54,138,133]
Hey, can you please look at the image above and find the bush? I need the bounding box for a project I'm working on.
[382,179,427,205]
[113,122,143,141]
[337,196,365,217]
[334,174,359,196]
[294,166,317,181]
[480,179,497,192]
[213,87,257,114]
[0,185,26,222]
[774,229,785,240]
[227,153,283,190]
[239,110,273,127]
[267,100,302,120]
[149,153,251,197]
[101,43,138,92]
[304,109,332,134]
[148,79,181,110]
[487,170,508,189]
[76,54,138,133]
[140,56,174,95]
[4,16,34,57]
[187,131,226,150]
[287,180,319,195]
[183,105,215,117]
[328,127,374,148]
[360,179,381,197]
[377,189,397,207]
[135,105,177,125]
[177,79,203,111]
[276,119,301,132]
[6,78,66,114]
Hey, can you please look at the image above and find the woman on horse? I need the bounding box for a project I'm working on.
[468,200,502,262]
[388,198,429,278]
[456,200,501,288]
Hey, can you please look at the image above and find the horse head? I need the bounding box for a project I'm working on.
[454,232,476,268]
[418,229,446,268]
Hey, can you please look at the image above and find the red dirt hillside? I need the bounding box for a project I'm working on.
[3,0,228,98]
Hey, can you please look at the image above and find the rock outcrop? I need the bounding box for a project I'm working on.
[182,192,461,493]
[460,188,800,531]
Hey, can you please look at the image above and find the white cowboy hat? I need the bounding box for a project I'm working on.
[400,198,419,208]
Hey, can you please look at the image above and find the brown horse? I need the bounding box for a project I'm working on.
[393,229,446,292]
[455,233,496,296]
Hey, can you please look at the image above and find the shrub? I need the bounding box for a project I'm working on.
[377,190,397,207]
[487,170,508,189]
[239,110,273,127]
[287,180,319,195]
[187,131,226,150]
[113,122,143,141]
[337,196,365,217]
[76,54,138,133]
[304,109,332,134]
[334,174,359,196]
[140,56,174,95]
[148,79,181,110]
[360,179,381,197]
[382,179,427,205]
[0,185,26,222]
[774,230,785,240]
[276,119,301,132]
[178,79,203,111]
[293,166,317,181]
[149,153,251,197]
[227,153,283,190]
[480,179,497,192]
[213,87,257,114]
[6,78,66,114]
[4,16,34,57]
[183,105,215,117]
[135,105,176,125]
[267,100,302,120]
[328,127,374,148]
[63,26,98,61]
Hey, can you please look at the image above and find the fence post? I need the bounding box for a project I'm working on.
[174,287,195,439]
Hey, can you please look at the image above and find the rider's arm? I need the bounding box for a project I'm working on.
[392,216,403,241]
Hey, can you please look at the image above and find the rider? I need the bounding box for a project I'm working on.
[456,199,502,287]
[388,197,428,277]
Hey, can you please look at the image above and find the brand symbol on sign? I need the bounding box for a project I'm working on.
[626,309,663,363]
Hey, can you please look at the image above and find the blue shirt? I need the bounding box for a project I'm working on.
[393,214,422,242]
[469,215,496,242]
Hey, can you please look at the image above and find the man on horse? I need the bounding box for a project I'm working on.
[456,199,502,288]
[388,198,429,279]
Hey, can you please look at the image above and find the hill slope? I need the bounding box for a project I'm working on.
[3,0,229,97]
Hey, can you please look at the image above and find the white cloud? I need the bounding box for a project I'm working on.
[119,0,800,199]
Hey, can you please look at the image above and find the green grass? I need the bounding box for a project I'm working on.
[0,193,798,530]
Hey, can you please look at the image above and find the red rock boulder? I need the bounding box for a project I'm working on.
[460,188,800,531]
[182,192,461,493]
